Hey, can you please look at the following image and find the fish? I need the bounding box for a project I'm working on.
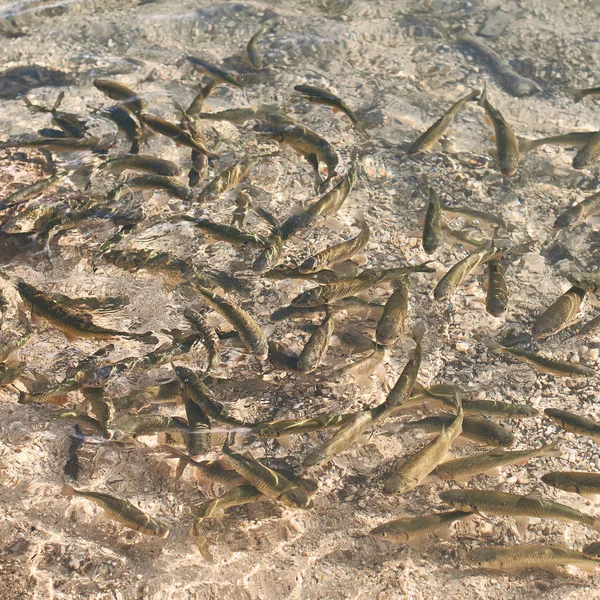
[138,113,212,155]
[294,84,365,135]
[298,212,370,273]
[109,414,190,441]
[62,484,168,537]
[375,277,410,347]
[175,366,249,428]
[383,395,463,495]
[182,393,211,459]
[382,324,425,410]
[108,174,192,201]
[185,57,244,89]
[183,308,220,374]
[517,131,598,154]
[466,545,600,572]
[192,284,268,360]
[570,86,600,103]
[291,263,434,307]
[58,411,110,437]
[253,229,283,272]
[195,105,283,124]
[573,131,600,169]
[370,511,471,543]
[103,248,194,283]
[97,154,181,177]
[199,156,255,200]
[434,242,503,301]
[0,172,68,210]
[440,488,600,532]
[297,308,335,374]
[583,542,600,559]
[93,79,145,115]
[478,84,520,176]
[186,80,217,117]
[24,92,89,138]
[418,386,538,419]
[430,442,561,482]
[231,191,251,228]
[246,28,264,69]
[326,343,386,385]
[486,259,509,317]
[401,414,514,447]
[254,121,338,192]
[102,106,142,154]
[222,437,312,509]
[281,165,357,239]
[0,136,103,152]
[457,34,541,97]
[302,402,389,468]
[544,408,600,443]
[264,265,347,283]
[542,472,600,498]
[162,446,244,485]
[422,183,442,254]
[82,387,115,429]
[532,286,586,339]
[270,297,384,322]
[439,201,508,231]
[484,339,596,378]
[407,89,480,155]
[50,294,129,314]
[579,314,600,337]
[253,413,353,438]
[180,215,268,248]
[567,271,600,294]
[63,425,85,480]
[16,281,156,343]
[554,191,600,227]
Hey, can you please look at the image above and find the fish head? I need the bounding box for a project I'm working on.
[144,520,170,538]
[298,257,318,274]
[291,288,323,307]
[466,547,501,568]
[439,490,476,512]
[280,487,311,509]
[583,542,600,559]
[369,524,407,542]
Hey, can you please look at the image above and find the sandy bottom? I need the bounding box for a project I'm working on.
[1,0,600,599]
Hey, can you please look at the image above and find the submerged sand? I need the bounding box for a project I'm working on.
[1,0,600,599]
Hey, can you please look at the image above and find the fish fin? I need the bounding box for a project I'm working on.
[61,484,76,497]
[436,524,453,541]
[517,136,536,154]
[453,436,471,447]
[323,216,345,234]
[483,338,503,354]
[412,322,426,345]
[580,563,598,574]
[484,467,502,478]
[514,516,530,539]
[62,330,80,343]
[568,88,585,104]
[580,493,600,501]
[541,440,563,458]
[351,252,368,267]
[406,536,427,552]
[523,490,544,503]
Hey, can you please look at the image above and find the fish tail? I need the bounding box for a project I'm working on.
[483,338,503,354]
[468,89,482,102]
[516,137,537,154]
[130,331,158,344]
[568,88,585,104]
[410,261,436,274]
[478,81,488,106]
[412,322,426,345]
[540,440,563,458]
[61,483,77,497]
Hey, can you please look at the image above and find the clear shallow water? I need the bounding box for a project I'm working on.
[0,1,600,599]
